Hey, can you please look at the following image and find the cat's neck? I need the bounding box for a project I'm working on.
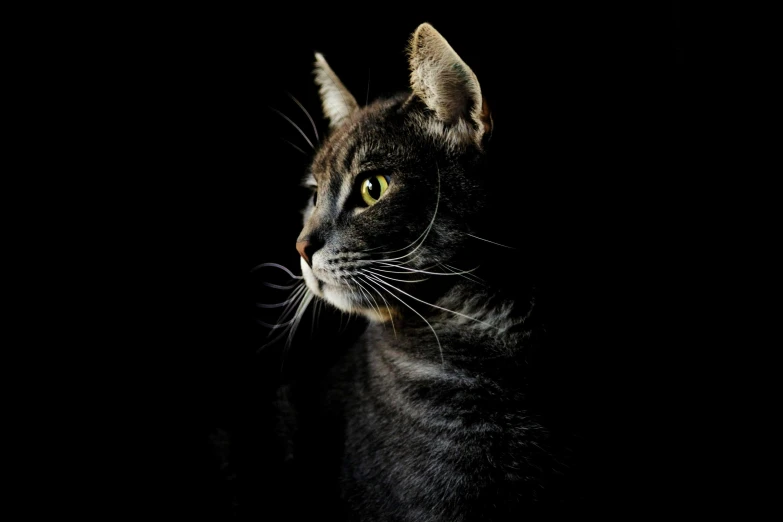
[365,280,536,371]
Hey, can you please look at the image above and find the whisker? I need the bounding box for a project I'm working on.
[286,92,320,143]
[256,298,301,309]
[343,276,363,308]
[360,273,443,363]
[465,233,517,250]
[392,253,427,267]
[257,285,309,351]
[259,328,291,352]
[357,275,397,339]
[360,245,392,253]
[370,263,478,277]
[366,228,427,258]
[364,268,429,283]
[262,292,313,357]
[250,263,303,279]
[268,290,311,348]
[351,276,384,320]
[339,307,356,334]
[310,297,318,335]
[364,272,497,330]
[271,284,308,329]
[270,107,315,150]
[285,292,315,348]
[439,262,486,285]
[369,226,430,260]
[315,299,323,330]
[282,138,307,156]
[365,163,441,261]
[257,317,298,329]
[262,281,301,290]
[353,275,395,325]
[365,260,439,270]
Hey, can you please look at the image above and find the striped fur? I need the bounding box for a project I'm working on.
[282,24,571,519]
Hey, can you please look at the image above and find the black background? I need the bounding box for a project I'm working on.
[115,2,699,515]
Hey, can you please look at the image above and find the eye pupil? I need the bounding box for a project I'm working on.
[366,178,381,200]
[359,174,389,206]
[313,191,317,206]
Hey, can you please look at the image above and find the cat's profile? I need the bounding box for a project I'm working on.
[267,23,583,518]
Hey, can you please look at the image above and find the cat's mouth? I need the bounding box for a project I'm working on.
[300,259,324,296]
[301,257,393,323]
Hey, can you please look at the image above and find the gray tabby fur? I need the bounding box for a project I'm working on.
[285,23,567,519]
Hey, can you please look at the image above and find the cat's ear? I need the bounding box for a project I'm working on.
[408,23,491,143]
[313,52,359,128]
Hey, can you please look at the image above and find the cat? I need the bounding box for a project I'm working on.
[266,23,583,519]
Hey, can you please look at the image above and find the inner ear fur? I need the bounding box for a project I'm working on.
[407,23,491,140]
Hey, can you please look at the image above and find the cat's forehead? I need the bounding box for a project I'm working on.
[311,123,368,180]
[311,97,414,182]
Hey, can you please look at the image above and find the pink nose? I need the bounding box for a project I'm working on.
[296,240,313,267]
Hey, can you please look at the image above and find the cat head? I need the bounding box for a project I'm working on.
[298,23,494,321]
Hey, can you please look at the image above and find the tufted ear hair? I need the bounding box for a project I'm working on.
[408,23,492,143]
[313,52,359,128]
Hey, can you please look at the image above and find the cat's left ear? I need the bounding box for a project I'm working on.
[408,23,492,145]
[313,52,359,128]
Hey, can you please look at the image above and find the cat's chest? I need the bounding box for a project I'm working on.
[327,333,549,518]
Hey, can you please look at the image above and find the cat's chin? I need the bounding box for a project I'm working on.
[322,283,394,323]
[321,285,357,313]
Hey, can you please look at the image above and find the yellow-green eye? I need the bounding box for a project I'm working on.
[360,175,389,206]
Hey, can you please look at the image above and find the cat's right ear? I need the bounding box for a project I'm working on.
[407,23,492,147]
[313,52,359,128]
